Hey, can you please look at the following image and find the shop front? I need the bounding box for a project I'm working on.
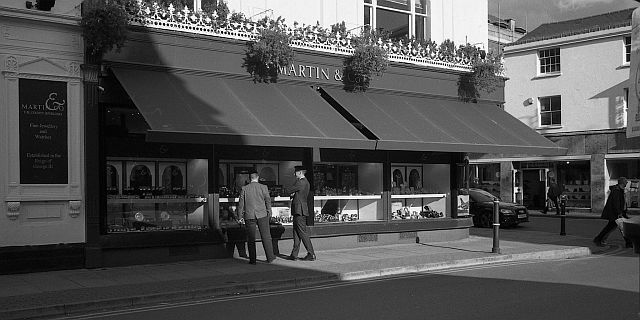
[81,18,563,267]
[471,157,592,212]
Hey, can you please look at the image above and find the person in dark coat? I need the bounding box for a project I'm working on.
[593,177,632,247]
[543,178,562,215]
[236,171,276,264]
[285,166,316,261]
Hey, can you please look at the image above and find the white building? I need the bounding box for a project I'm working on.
[472,8,636,213]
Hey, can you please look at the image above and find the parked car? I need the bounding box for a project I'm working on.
[465,188,529,228]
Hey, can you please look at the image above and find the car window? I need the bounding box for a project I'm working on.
[469,189,495,202]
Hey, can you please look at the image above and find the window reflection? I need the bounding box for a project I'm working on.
[376,8,409,40]
[162,165,184,194]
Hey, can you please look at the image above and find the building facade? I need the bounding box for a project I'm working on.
[472,8,637,214]
[1,0,559,273]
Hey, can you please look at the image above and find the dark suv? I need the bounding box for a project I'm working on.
[465,188,529,228]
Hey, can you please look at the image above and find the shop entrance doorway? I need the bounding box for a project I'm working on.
[522,169,546,210]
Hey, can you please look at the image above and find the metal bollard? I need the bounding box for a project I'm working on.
[559,194,567,236]
[492,198,500,254]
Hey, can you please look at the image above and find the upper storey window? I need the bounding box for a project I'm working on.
[364,0,429,41]
[624,36,631,64]
[538,47,560,74]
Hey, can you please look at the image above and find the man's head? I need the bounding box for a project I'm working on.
[619,177,628,187]
[250,171,259,182]
[294,166,306,178]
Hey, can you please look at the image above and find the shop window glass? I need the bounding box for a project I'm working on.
[106,158,209,233]
[218,161,296,225]
[162,165,184,194]
[390,164,450,220]
[106,164,119,195]
[557,161,590,208]
[470,163,500,198]
[539,95,561,126]
[313,163,383,223]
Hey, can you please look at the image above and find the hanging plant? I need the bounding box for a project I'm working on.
[342,31,389,92]
[80,0,133,58]
[457,48,504,102]
[243,18,294,83]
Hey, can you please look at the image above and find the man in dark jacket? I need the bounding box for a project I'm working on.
[543,178,562,215]
[285,166,316,261]
[593,177,632,247]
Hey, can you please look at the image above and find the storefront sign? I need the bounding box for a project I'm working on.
[19,79,68,184]
[279,63,343,82]
[627,7,640,138]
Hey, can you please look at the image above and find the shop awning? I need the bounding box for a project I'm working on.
[111,67,377,149]
[323,88,566,155]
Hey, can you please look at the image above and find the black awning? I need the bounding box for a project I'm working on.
[323,88,566,155]
[111,67,376,149]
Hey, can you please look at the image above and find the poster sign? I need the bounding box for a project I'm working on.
[457,194,470,216]
[19,79,68,184]
[627,7,640,138]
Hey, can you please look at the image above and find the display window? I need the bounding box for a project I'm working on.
[312,162,383,223]
[106,158,209,233]
[470,163,501,198]
[390,163,450,220]
[557,160,590,208]
[218,160,301,225]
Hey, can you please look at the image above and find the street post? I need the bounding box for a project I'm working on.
[492,198,500,254]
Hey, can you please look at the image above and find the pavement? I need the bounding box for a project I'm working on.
[2,218,627,320]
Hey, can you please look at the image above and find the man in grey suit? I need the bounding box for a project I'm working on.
[237,171,276,264]
[285,166,316,261]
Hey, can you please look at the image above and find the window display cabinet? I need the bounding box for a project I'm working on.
[217,160,300,226]
[106,158,209,233]
[312,163,384,223]
[390,164,450,220]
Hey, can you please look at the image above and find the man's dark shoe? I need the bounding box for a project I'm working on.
[593,239,605,247]
[266,257,277,263]
[301,253,316,261]
[285,255,298,261]
[249,260,257,265]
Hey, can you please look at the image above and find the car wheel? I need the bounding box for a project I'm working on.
[479,213,492,228]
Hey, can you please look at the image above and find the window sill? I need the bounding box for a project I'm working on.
[618,63,630,70]
[536,125,563,130]
[533,72,562,80]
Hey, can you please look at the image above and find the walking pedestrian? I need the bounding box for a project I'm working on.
[236,171,276,264]
[593,177,632,248]
[543,178,562,215]
[285,166,316,261]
